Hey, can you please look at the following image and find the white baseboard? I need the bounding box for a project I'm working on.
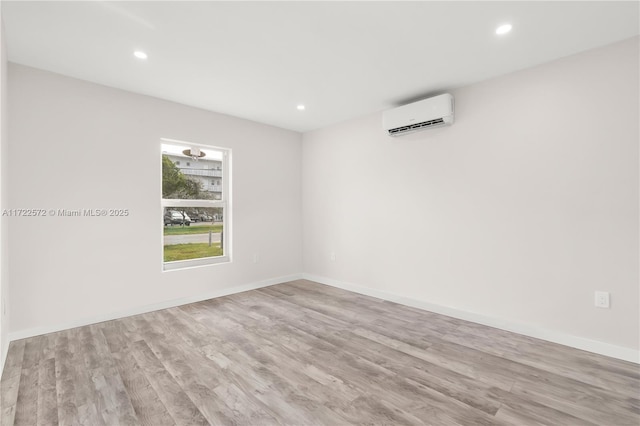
[5,272,638,366]
[7,273,303,343]
[302,273,640,364]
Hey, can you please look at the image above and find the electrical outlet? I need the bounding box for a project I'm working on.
[594,291,610,308]
[330,252,336,262]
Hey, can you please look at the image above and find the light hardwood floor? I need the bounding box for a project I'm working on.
[1,280,639,425]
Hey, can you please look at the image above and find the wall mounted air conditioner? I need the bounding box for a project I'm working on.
[382,93,454,137]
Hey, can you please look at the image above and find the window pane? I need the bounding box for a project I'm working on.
[163,207,225,262]
[162,144,223,201]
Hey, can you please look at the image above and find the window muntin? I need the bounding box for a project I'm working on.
[161,140,230,270]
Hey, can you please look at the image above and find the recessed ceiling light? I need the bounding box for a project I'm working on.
[297,104,305,111]
[495,24,512,35]
[133,50,148,60]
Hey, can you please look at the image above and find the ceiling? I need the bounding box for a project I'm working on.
[2,1,639,133]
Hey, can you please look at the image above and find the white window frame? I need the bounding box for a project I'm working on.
[161,138,231,271]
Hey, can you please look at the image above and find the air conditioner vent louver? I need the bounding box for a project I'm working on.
[382,93,454,137]
[388,118,445,135]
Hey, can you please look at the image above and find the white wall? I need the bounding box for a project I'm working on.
[8,64,302,335]
[0,17,8,368]
[302,37,639,356]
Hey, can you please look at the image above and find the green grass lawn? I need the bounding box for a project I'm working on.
[164,243,223,262]
[163,224,223,236]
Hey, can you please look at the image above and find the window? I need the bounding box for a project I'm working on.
[161,139,230,270]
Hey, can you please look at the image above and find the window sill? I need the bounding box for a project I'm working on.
[163,255,230,272]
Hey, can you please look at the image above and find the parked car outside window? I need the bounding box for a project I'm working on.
[164,210,191,226]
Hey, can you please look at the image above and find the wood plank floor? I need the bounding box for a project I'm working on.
[1,280,639,425]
